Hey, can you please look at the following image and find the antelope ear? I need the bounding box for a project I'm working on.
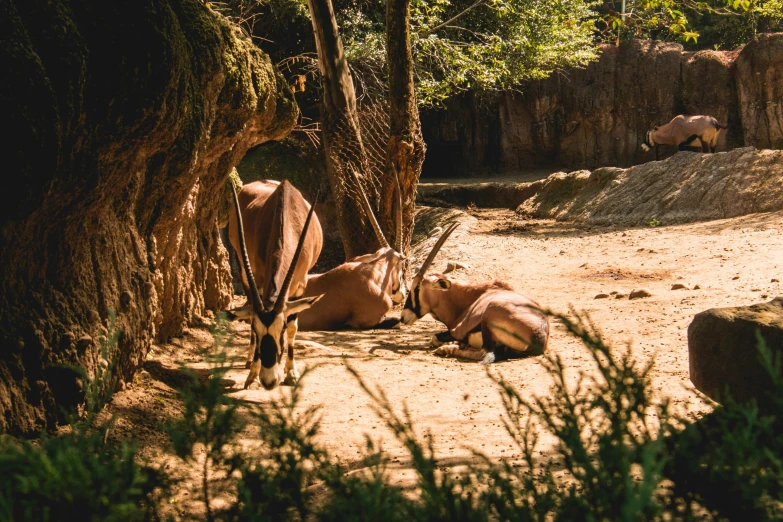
[285,294,324,315]
[434,278,451,290]
[225,305,254,321]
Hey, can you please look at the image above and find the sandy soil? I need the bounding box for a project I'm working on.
[105,207,783,514]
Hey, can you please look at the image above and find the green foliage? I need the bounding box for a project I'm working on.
[0,316,163,522]
[217,0,600,107]
[662,332,783,520]
[3,309,783,520]
[342,0,601,106]
[601,0,783,50]
[648,218,661,227]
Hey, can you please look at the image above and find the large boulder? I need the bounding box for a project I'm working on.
[0,0,297,435]
[688,297,783,411]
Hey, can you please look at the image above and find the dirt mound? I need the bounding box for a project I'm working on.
[517,147,783,226]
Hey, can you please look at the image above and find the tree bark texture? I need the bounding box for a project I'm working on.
[307,0,379,259]
[0,0,297,435]
[385,0,426,256]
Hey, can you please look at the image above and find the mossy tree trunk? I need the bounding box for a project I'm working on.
[0,0,297,436]
[306,0,378,259]
[384,0,426,256]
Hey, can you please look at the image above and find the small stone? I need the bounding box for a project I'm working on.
[429,226,443,237]
[594,293,610,299]
[118,380,126,391]
[629,288,652,299]
[772,278,780,283]
[610,290,618,295]
[99,358,109,369]
[615,293,627,299]
[751,288,762,292]
[87,309,100,323]
[120,290,133,308]
[761,294,769,298]
[694,284,702,290]
[671,283,689,290]
[443,261,469,274]
[143,282,156,298]
[60,331,75,350]
[76,335,93,352]
[732,276,740,280]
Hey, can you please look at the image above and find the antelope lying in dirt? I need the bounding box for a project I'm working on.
[641,114,727,153]
[298,170,406,330]
[226,180,323,389]
[401,225,550,363]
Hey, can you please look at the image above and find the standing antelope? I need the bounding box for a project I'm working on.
[226,180,323,389]
[641,114,728,154]
[401,225,549,364]
[297,170,407,330]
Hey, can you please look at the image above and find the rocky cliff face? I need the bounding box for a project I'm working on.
[421,35,783,176]
[0,0,297,435]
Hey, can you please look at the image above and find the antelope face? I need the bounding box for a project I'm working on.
[228,296,321,389]
[641,130,654,152]
[401,274,450,325]
[389,253,408,305]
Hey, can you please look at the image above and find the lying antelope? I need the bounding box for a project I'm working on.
[298,170,406,330]
[641,114,727,153]
[401,225,549,363]
[226,180,323,389]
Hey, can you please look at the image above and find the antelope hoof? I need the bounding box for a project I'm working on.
[433,343,459,357]
[284,368,300,386]
[430,334,444,348]
[243,375,258,390]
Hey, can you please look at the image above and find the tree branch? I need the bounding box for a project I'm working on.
[420,0,487,36]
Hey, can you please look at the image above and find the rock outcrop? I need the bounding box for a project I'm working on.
[0,0,297,435]
[688,297,783,411]
[421,35,783,176]
[515,147,783,225]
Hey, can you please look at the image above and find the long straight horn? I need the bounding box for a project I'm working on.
[393,166,403,254]
[350,168,389,249]
[273,192,319,314]
[231,183,263,313]
[413,222,459,285]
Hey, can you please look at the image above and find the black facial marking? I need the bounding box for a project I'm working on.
[404,285,422,317]
[286,313,298,324]
[260,312,276,327]
[260,335,277,368]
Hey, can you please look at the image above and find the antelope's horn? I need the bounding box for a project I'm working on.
[273,191,320,314]
[231,182,263,314]
[350,167,389,249]
[413,222,459,284]
[393,165,403,254]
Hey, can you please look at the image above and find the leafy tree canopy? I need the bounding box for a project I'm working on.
[218,0,600,106]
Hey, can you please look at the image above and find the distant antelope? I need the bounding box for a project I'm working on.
[401,225,549,363]
[298,169,407,330]
[641,114,727,154]
[226,180,323,389]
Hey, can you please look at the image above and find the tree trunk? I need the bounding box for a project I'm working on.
[385,0,426,255]
[0,0,297,436]
[306,0,379,259]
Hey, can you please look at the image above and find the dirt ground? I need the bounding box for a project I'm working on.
[105,206,783,513]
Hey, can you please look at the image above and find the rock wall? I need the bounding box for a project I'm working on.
[0,0,297,435]
[421,35,783,176]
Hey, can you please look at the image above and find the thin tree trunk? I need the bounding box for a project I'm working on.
[385,0,426,256]
[306,0,378,259]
